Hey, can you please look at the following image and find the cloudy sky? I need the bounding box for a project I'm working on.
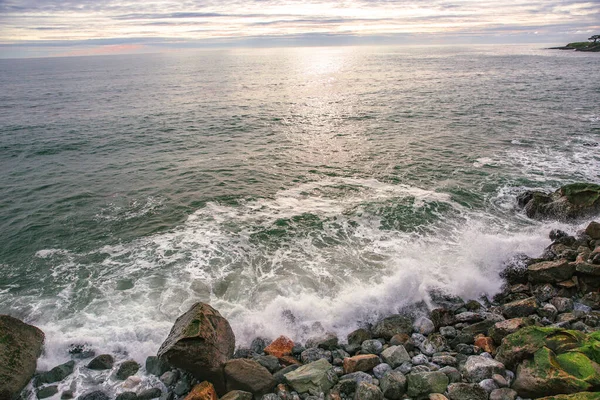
[0,0,598,58]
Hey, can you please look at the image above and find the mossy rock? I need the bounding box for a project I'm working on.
[519,183,600,221]
[560,183,600,207]
[556,352,600,386]
[537,392,600,400]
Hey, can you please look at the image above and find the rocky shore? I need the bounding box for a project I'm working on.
[2,183,600,400]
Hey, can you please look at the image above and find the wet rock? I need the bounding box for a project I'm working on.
[372,363,391,379]
[438,366,461,383]
[185,382,218,400]
[253,355,281,373]
[37,385,59,399]
[160,370,179,386]
[61,390,74,399]
[519,183,600,221]
[446,383,487,400]
[462,320,496,336]
[146,356,170,376]
[499,255,531,285]
[430,309,456,329]
[224,359,275,397]
[406,371,448,399]
[0,316,45,400]
[380,345,410,368]
[396,362,412,374]
[79,391,110,400]
[550,297,574,313]
[306,333,339,351]
[301,347,332,364]
[585,221,600,239]
[533,283,558,301]
[489,318,533,344]
[372,315,413,340]
[284,359,338,394]
[122,376,142,389]
[580,292,600,309]
[455,312,484,323]
[116,360,140,380]
[463,355,505,383]
[413,317,435,335]
[489,388,517,400]
[137,388,162,400]
[174,377,192,396]
[88,354,115,370]
[157,302,235,394]
[34,360,75,386]
[332,349,350,366]
[354,382,383,400]
[360,340,383,355]
[347,329,372,353]
[528,260,575,283]
[219,390,253,400]
[343,354,380,374]
[502,297,537,319]
[116,392,137,400]
[378,371,406,400]
[539,303,559,320]
[250,338,269,355]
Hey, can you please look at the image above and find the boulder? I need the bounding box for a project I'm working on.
[223,359,275,397]
[502,297,537,319]
[406,371,449,399]
[34,360,75,386]
[380,345,410,368]
[37,385,59,399]
[306,333,338,350]
[372,363,391,379]
[372,315,412,340]
[430,309,456,329]
[343,354,380,374]
[116,360,140,380]
[284,358,337,394]
[157,302,235,394]
[79,392,110,400]
[489,388,517,400]
[379,371,406,400]
[354,382,383,400]
[519,183,600,221]
[360,340,383,355]
[137,388,162,400]
[413,317,435,335]
[536,393,600,400]
[145,356,170,376]
[301,347,332,364]
[185,382,218,400]
[463,355,506,383]
[585,221,600,240]
[489,318,533,344]
[264,336,294,358]
[0,315,45,400]
[87,354,114,370]
[219,390,253,400]
[528,260,575,283]
[446,383,488,400]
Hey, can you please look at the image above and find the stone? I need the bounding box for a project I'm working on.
[413,317,435,335]
[474,336,495,354]
[550,297,575,313]
[37,385,59,399]
[301,347,332,364]
[528,260,575,283]
[439,326,456,338]
[492,373,508,387]
[343,354,380,374]
[61,390,75,399]
[265,336,295,358]
[250,337,269,354]
[160,371,179,386]
[412,354,428,365]
[284,358,337,394]
[175,378,192,396]
[576,262,600,275]
[585,221,600,239]
[581,292,600,309]
[431,354,456,366]
[122,376,142,389]
[224,359,275,397]
[254,355,281,373]
[379,371,406,400]
[137,388,163,400]
[219,390,253,400]
[489,388,517,400]
[533,283,558,301]
[116,392,137,400]
[430,309,456,329]
[478,378,499,393]
[0,316,45,400]
[116,360,140,380]
[372,363,391,379]
[261,394,279,400]
[502,297,538,319]
[520,183,600,221]
[354,382,383,400]
[347,329,372,350]
[396,362,412,374]
[146,356,170,376]
[463,355,505,383]
[34,360,75,386]
[462,320,497,336]
[273,365,300,385]
[339,371,373,385]
[438,366,461,383]
[489,318,533,345]
[87,354,114,370]
[539,303,559,320]
[185,382,218,400]
[360,340,383,355]
[428,395,448,400]
[446,383,487,400]
[499,255,531,285]
[380,345,410,368]
[79,392,110,400]
[455,312,484,323]
[157,303,235,394]
[372,315,413,340]
[306,333,339,351]
[406,371,449,399]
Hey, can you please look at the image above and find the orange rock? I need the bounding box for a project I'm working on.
[474,335,496,355]
[264,336,294,358]
[185,382,218,400]
[343,354,380,374]
[278,355,301,366]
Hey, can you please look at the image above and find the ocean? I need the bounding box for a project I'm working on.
[0,44,599,396]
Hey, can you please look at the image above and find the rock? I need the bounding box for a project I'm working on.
[478,378,499,393]
[372,363,391,379]
[347,329,372,350]
[446,383,487,400]
[37,385,59,399]
[116,360,140,380]
[581,292,600,309]
[284,358,337,394]
[535,393,600,400]
[455,312,484,323]
[79,391,110,400]
[431,354,456,366]
[122,376,142,389]
[185,382,218,400]
[539,303,559,320]
[253,355,281,373]
[406,371,449,399]
[499,255,531,285]
[273,365,300,385]
[372,315,412,340]
[224,359,275,397]
[157,302,235,394]
[301,347,332,364]
[61,390,75,399]
[360,340,383,355]
[379,371,406,400]
[137,388,163,400]
[146,356,170,376]
[353,382,382,400]
[115,393,137,400]
[0,315,45,400]
[474,336,495,354]
[533,283,558,301]
[340,371,373,385]
[462,320,496,336]
[439,326,456,338]
[463,355,505,383]
[219,390,253,400]
[174,378,192,396]
[550,297,575,313]
[528,260,575,283]
[575,262,600,275]
[261,394,279,400]
[414,317,435,335]
[430,309,456,329]
[34,360,75,386]
[265,336,295,358]
[160,370,179,386]
[306,333,339,351]
[380,345,410,368]
[489,318,533,344]
[412,354,428,365]
[343,354,380,374]
[585,221,600,239]
[519,183,600,220]
[489,388,517,400]
[87,354,115,370]
[250,337,269,354]
[438,366,461,383]
[428,395,448,400]
[502,297,537,319]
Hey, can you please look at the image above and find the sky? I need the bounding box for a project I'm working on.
[0,0,598,58]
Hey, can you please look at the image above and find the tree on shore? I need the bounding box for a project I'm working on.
[589,34,600,43]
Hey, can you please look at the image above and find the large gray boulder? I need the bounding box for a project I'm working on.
[0,315,45,400]
[406,371,449,399]
[372,315,412,340]
[157,302,235,394]
[284,358,337,394]
[518,183,600,221]
[223,359,275,397]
